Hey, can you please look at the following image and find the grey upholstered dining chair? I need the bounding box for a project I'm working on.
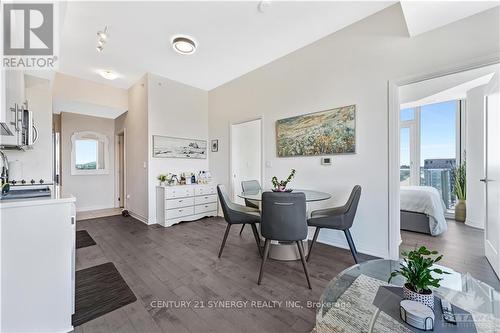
[258,191,311,289]
[216,185,262,258]
[239,180,261,235]
[307,185,362,264]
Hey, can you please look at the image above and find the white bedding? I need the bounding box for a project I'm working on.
[400,186,447,236]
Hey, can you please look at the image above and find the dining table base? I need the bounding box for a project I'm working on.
[267,239,309,261]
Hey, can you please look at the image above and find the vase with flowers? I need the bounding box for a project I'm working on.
[271,169,296,192]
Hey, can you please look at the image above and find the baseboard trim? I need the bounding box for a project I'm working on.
[465,219,484,230]
[309,229,388,259]
[129,210,149,224]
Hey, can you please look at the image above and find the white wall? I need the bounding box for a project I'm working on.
[60,112,115,211]
[466,85,486,229]
[5,75,53,183]
[147,74,209,224]
[208,4,500,258]
[117,75,149,222]
[231,119,261,204]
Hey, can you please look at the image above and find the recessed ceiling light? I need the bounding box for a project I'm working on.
[172,36,197,55]
[98,70,118,80]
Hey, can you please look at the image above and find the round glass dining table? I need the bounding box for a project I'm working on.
[238,189,331,261]
[238,189,331,202]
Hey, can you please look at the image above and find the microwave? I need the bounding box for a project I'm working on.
[0,103,38,149]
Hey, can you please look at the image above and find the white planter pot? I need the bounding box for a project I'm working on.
[403,284,434,310]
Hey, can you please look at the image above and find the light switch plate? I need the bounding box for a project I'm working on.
[321,157,332,165]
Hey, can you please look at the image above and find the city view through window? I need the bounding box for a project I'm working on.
[400,100,458,210]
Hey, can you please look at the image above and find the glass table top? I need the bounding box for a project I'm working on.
[316,259,500,332]
[238,189,331,202]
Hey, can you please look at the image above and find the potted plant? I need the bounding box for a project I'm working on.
[271,169,296,192]
[157,174,168,186]
[389,246,449,310]
[454,161,466,222]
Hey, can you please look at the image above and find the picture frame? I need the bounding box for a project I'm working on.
[152,135,207,159]
[211,139,219,152]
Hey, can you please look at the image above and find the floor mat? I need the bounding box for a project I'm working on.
[76,230,97,249]
[72,262,137,327]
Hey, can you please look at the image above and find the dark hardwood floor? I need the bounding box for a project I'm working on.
[400,219,500,290]
[74,215,372,333]
[74,215,499,332]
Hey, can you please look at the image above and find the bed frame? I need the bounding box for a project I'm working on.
[400,210,431,235]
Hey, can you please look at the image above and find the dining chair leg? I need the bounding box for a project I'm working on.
[307,227,320,262]
[218,224,232,258]
[257,239,271,285]
[250,223,263,257]
[344,229,359,264]
[297,241,312,289]
[239,224,245,235]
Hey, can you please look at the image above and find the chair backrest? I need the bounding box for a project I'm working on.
[217,185,237,223]
[341,185,362,228]
[241,180,261,208]
[261,191,307,241]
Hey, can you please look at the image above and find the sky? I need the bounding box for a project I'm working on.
[75,140,97,165]
[400,100,457,167]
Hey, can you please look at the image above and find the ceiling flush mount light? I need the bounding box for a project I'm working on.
[96,26,108,52]
[98,70,118,80]
[172,36,197,55]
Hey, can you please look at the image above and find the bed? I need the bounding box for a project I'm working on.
[400,186,447,236]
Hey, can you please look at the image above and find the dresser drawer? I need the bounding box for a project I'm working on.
[195,202,217,215]
[196,185,216,196]
[166,197,194,209]
[194,194,217,205]
[165,187,194,199]
[166,206,194,220]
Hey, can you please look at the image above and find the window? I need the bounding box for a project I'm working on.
[71,132,109,175]
[400,100,460,209]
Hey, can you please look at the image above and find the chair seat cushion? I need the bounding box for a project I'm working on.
[307,215,344,229]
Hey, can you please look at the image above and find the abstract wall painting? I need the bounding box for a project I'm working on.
[276,105,356,157]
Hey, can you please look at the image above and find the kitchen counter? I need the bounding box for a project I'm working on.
[0,186,75,209]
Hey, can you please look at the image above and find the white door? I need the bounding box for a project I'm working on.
[230,119,262,204]
[484,72,500,277]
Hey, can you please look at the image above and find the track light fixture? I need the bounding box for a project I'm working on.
[96,26,108,52]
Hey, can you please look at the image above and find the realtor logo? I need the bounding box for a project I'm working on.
[2,3,58,69]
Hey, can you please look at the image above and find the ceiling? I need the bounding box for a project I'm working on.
[58,1,499,91]
[400,1,499,37]
[400,64,499,109]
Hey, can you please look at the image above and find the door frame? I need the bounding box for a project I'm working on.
[114,129,126,209]
[229,116,265,202]
[388,55,500,260]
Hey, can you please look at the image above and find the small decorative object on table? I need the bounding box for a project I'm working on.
[454,160,466,222]
[157,174,168,186]
[389,246,449,310]
[271,169,296,192]
[400,299,435,331]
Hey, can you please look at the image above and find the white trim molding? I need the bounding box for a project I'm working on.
[388,54,500,261]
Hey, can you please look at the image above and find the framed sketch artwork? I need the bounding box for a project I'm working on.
[152,135,207,159]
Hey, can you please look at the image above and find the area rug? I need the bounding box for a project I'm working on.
[76,230,96,249]
[72,262,137,327]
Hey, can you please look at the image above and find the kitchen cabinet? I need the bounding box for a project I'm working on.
[0,195,76,332]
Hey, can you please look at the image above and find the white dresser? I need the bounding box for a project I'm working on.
[156,184,218,227]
